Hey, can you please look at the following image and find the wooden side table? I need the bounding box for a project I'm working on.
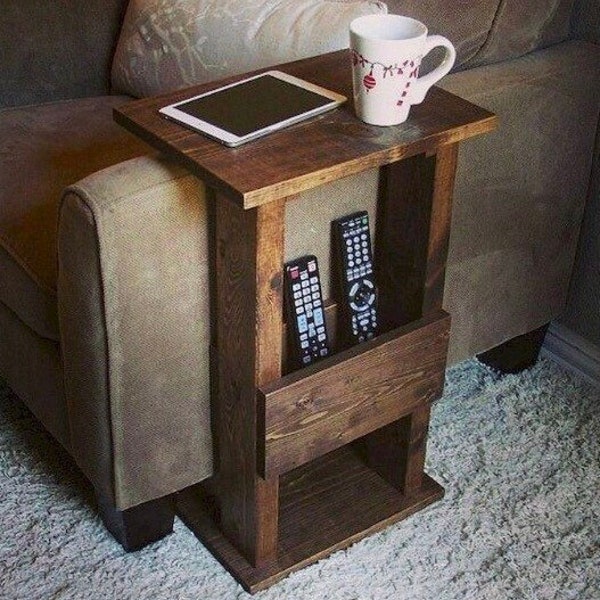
[115,50,497,593]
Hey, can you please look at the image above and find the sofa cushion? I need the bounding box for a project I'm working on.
[439,40,600,361]
[385,0,575,70]
[111,0,387,98]
[0,0,130,107]
[465,0,575,68]
[0,96,148,340]
[572,0,600,43]
[384,0,502,68]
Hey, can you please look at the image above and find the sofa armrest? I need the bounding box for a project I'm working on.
[58,155,213,510]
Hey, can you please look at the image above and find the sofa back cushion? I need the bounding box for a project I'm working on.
[0,0,130,107]
[111,0,386,98]
[467,0,576,67]
[384,0,501,68]
[385,0,576,70]
[571,0,600,43]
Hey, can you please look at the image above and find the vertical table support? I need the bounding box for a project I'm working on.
[366,142,460,493]
[213,192,286,566]
[421,143,460,317]
[375,143,460,328]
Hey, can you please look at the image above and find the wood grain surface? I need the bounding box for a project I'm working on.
[259,311,450,477]
[115,51,497,209]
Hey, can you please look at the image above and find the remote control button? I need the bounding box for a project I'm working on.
[297,315,307,333]
[313,308,324,326]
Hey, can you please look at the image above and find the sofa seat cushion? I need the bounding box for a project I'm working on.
[111,0,387,98]
[0,96,148,340]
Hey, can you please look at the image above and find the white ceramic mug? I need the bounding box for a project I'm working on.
[350,14,456,126]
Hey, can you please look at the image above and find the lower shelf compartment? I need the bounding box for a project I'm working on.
[176,445,444,593]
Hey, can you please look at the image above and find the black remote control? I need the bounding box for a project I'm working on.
[332,211,378,346]
[284,255,330,369]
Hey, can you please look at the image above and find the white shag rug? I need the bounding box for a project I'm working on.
[1,357,599,600]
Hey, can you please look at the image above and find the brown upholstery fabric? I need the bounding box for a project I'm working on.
[440,40,600,360]
[0,96,148,339]
[59,158,214,509]
[0,300,67,448]
[385,0,575,70]
[0,244,58,341]
[0,0,130,107]
[466,0,576,68]
[572,0,600,43]
[384,0,501,68]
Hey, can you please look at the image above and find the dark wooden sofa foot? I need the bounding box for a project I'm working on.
[476,323,549,374]
[97,492,175,551]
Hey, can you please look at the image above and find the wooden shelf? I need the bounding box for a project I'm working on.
[177,445,444,593]
[259,310,450,477]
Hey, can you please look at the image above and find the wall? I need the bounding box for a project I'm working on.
[541,0,600,385]
[560,144,600,348]
[545,130,600,385]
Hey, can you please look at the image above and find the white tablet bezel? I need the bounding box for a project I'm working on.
[158,70,346,147]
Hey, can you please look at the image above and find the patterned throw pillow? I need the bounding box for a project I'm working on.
[111,0,387,98]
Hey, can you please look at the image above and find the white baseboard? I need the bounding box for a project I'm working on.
[542,322,600,387]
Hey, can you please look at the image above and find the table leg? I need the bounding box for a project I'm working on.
[361,405,431,494]
[375,143,459,327]
[365,143,459,491]
[213,192,285,567]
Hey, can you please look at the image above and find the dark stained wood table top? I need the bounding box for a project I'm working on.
[114,50,497,210]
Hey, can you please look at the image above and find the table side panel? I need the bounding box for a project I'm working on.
[258,310,450,477]
[214,194,284,566]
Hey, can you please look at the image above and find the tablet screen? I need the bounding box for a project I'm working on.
[171,74,337,137]
[160,71,347,146]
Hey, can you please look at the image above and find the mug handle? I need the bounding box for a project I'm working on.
[411,35,456,103]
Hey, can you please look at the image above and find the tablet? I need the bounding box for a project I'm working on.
[158,71,346,147]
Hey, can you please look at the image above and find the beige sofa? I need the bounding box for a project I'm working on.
[1,0,599,549]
